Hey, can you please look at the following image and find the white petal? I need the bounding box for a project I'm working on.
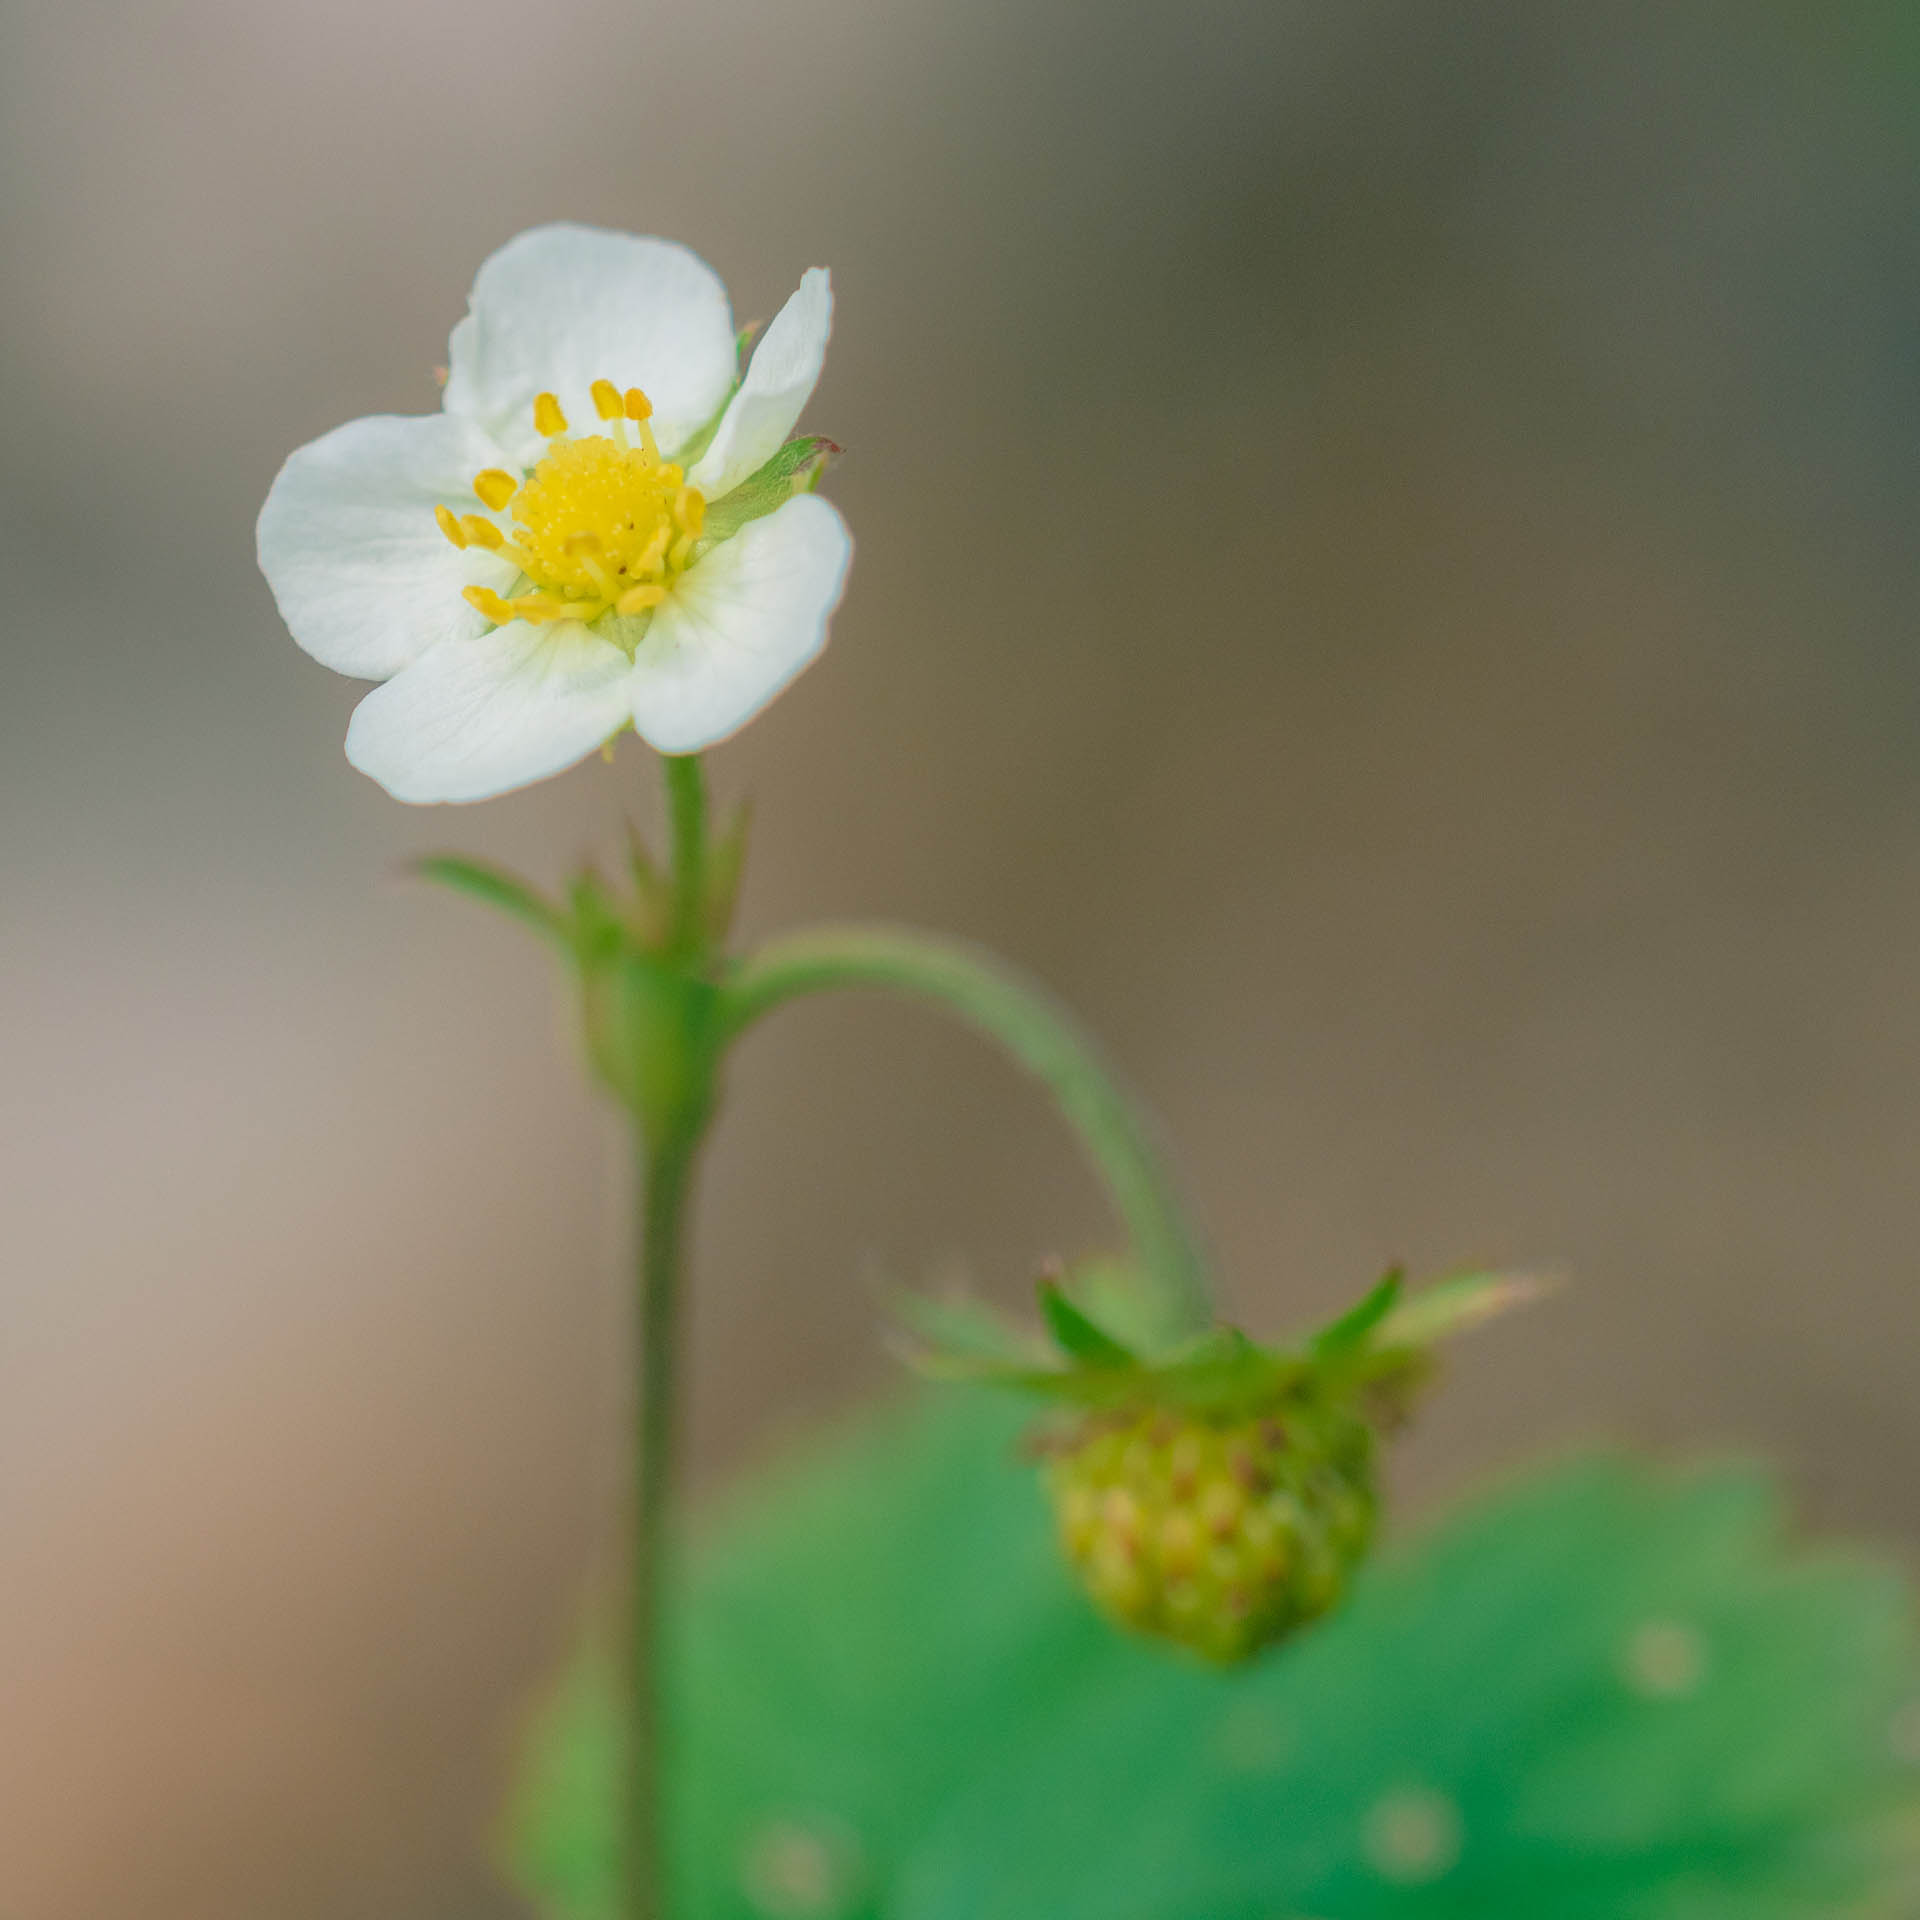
[344,622,635,804]
[443,224,737,469]
[630,494,852,754]
[257,413,517,681]
[687,268,833,500]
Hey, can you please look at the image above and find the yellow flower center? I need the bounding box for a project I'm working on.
[435,380,707,628]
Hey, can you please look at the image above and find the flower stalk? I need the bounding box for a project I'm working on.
[625,752,721,1920]
[718,927,1215,1353]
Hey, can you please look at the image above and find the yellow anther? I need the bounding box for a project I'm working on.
[514,592,599,625]
[463,585,514,622]
[447,402,705,630]
[473,469,519,510]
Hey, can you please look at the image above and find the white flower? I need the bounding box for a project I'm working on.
[257,224,852,803]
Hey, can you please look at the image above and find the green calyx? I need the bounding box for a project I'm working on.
[898,1260,1555,1661]
[897,1259,1554,1418]
[415,799,748,1142]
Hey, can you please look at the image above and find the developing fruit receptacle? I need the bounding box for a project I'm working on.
[901,1262,1549,1665]
[1044,1399,1376,1663]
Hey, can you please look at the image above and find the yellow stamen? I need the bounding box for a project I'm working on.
[439,377,694,634]
[463,585,514,622]
[473,468,518,510]
[511,436,683,589]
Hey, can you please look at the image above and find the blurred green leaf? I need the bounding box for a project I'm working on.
[505,1393,1920,1920]
[506,1392,1107,1920]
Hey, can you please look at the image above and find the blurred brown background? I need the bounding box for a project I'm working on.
[5,1,1920,1914]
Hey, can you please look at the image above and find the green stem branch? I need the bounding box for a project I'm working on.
[719,924,1214,1347]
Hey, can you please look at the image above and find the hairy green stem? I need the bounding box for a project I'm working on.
[628,1126,697,1920]
[627,752,716,1920]
[718,925,1214,1347]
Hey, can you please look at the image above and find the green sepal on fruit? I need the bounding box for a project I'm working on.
[897,1261,1552,1663]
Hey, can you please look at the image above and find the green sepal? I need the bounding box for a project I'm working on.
[1308,1266,1404,1359]
[896,1256,1553,1421]
[1062,1253,1187,1357]
[890,1289,1054,1373]
[417,836,736,1140]
[896,1267,1301,1416]
[610,807,753,953]
[1371,1265,1561,1348]
[1146,1322,1304,1411]
[1037,1277,1138,1368]
[699,436,840,548]
[564,866,625,953]
[622,827,674,950]
[670,376,742,471]
[414,855,569,946]
[702,802,753,946]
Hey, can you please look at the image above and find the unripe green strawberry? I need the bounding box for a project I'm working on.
[901,1260,1546,1659]
[1043,1399,1376,1663]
